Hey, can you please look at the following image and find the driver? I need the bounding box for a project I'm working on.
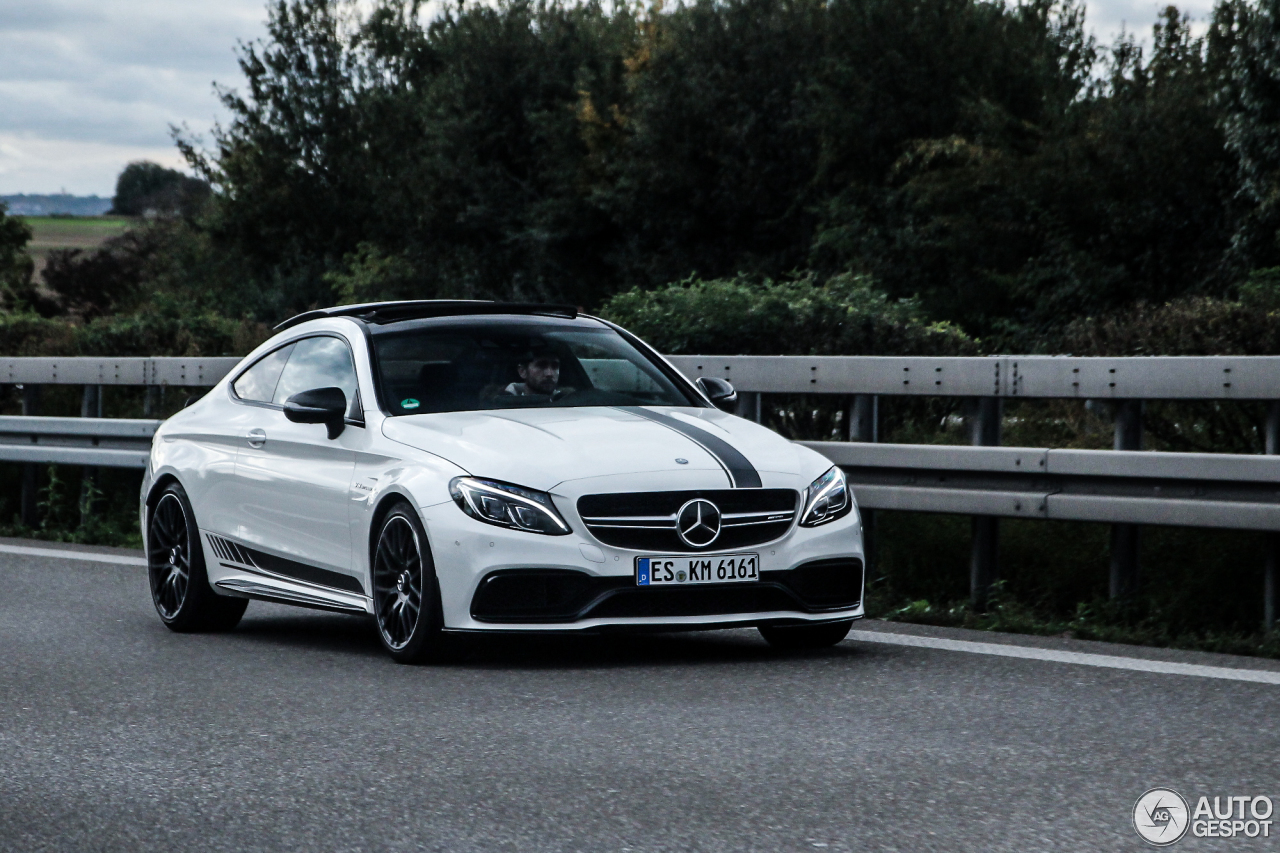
[504,348,568,397]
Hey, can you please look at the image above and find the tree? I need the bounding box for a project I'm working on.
[602,0,826,287]
[813,5,1238,343]
[181,0,638,312]
[0,202,37,312]
[111,161,209,217]
[1219,0,1280,273]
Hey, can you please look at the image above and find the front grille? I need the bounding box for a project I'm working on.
[469,558,862,623]
[577,489,799,552]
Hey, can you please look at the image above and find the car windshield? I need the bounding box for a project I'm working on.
[371,318,700,415]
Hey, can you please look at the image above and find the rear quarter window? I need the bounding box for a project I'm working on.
[232,344,295,403]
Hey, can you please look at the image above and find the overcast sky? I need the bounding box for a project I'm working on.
[0,0,1218,197]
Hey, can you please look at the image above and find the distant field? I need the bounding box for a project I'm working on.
[19,216,134,279]
[21,216,133,256]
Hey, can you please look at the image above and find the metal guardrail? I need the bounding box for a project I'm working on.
[802,442,1280,531]
[4,353,1277,398]
[3,353,1278,626]
[0,416,159,468]
[670,355,1280,625]
[666,354,1280,399]
[0,357,239,387]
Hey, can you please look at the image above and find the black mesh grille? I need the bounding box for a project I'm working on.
[777,559,863,608]
[470,570,614,622]
[577,489,798,552]
[469,558,862,623]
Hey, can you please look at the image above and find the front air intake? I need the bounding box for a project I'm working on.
[468,558,862,624]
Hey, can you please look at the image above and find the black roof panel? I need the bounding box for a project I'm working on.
[274,300,579,331]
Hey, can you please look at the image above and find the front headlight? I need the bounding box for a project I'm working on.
[800,466,853,527]
[449,477,572,535]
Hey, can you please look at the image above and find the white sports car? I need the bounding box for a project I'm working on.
[141,301,865,662]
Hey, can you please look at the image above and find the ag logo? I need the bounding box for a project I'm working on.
[1133,788,1190,846]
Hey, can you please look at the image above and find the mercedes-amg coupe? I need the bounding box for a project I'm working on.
[141,301,865,662]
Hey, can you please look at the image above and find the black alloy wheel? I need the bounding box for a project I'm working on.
[149,493,191,619]
[371,502,454,663]
[147,483,247,632]
[758,619,853,651]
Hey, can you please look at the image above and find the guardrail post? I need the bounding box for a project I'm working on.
[1267,536,1278,632]
[847,394,879,443]
[20,385,40,527]
[1110,400,1143,599]
[967,397,1001,609]
[735,391,761,423]
[1266,402,1280,631]
[79,385,102,527]
[144,385,160,417]
[847,394,879,584]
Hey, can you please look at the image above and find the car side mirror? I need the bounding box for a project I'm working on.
[696,376,738,413]
[284,387,347,439]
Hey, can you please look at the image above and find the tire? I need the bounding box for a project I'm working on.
[148,483,248,632]
[370,502,456,664]
[758,619,853,651]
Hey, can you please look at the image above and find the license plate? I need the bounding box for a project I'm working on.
[636,554,759,586]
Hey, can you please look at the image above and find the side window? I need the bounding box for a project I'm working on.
[272,336,362,419]
[232,344,295,403]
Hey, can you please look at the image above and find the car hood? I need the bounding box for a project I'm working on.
[381,406,810,492]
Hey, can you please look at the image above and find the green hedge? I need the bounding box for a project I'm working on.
[599,272,978,356]
[0,308,269,358]
[1059,295,1280,356]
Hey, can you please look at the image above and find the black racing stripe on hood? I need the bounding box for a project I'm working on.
[618,407,762,488]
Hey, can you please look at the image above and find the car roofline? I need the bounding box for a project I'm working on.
[274,300,579,332]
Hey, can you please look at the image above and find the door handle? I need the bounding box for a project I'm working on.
[246,428,267,449]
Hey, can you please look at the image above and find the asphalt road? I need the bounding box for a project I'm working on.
[2,541,1278,852]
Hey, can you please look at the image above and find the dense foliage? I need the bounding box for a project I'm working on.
[138,0,1258,341]
[6,0,1280,354]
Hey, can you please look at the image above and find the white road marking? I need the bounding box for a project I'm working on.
[848,629,1280,685]
[0,543,146,567]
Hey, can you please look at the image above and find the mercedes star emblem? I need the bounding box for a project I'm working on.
[676,499,722,547]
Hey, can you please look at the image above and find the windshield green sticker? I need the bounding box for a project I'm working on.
[401,398,420,410]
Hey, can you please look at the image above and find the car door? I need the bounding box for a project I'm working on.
[228,335,363,591]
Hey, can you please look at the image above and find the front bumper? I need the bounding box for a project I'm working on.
[420,499,865,632]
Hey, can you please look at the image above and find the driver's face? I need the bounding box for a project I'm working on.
[518,357,560,395]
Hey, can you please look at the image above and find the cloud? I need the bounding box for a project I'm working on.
[1084,0,1217,46]
[0,0,265,195]
[0,133,188,197]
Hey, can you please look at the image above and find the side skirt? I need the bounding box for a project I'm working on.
[204,531,371,614]
[205,533,365,594]
[215,577,368,614]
